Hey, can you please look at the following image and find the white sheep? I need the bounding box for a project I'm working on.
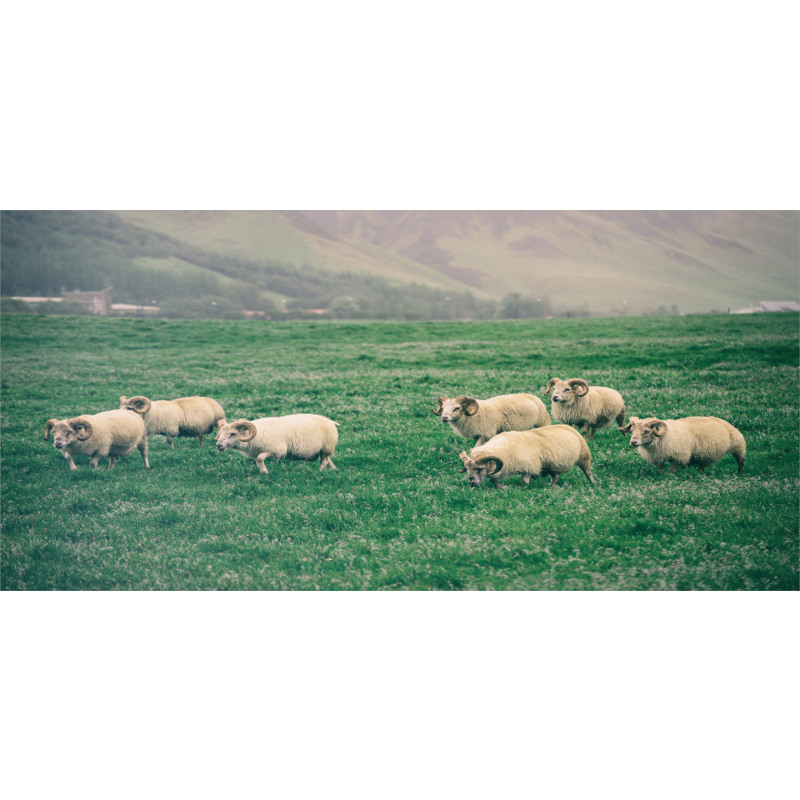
[119,395,225,447]
[458,424,594,488]
[215,414,339,475]
[620,415,746,475]
[543,378,626,440]
[433,393,551,446]
[44,410,149,471]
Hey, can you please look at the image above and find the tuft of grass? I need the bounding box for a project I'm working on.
[1,313,798,590]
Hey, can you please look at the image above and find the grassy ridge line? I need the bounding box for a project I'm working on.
[1,313,798,590]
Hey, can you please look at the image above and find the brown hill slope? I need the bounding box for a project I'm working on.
[113,210,799,314]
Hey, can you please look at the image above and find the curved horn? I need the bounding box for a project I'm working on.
[619,420,634,432]
[472,454,503,475]
[44,418,59,440]
[651,420,667,437]
[126,396,152,414]
[233,420,257,442]
[457,450,469,472]
[569,379,590,397]
[216,418,227,429]
[433,397,446,416]
[544,379,558,396]
[68,417,93,440]
[457,396,479,416]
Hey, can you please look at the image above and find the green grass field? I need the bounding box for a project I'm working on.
[1,313,798,590]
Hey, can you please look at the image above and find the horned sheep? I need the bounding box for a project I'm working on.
[44,410,149,471]
[620,416,746,475]
[433,393,551,446]
[544,378,626,440]
[458,424,594,488]
[215,414,339,475]
[119,395,225,447]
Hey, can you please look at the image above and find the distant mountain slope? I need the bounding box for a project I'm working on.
[112,210,799,314]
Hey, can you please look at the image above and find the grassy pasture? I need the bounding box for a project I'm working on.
[1,312,798,590]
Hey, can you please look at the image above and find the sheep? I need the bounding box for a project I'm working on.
[543,378,626,440]
[215,414,339,475]
[433,393,551,446]
[620,415,746,475]
[119,395,225,447]
[44,410,149,471]
[457,424,594,488]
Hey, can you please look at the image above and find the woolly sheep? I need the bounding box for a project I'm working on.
[119,395,225,447]
[543,378,626,440]
[458,424,594,488]
[215,414,339,475]
[44,410,149,471]
[433,393,551,446]
[620,415,746,475]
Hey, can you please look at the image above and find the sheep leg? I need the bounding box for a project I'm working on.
[734,453,745,474]
[108,456,117,470]
[89,455,101,468]
[549,474,560,486]
[139,439,150,469]
[256,452,271,474]
[520,474,531,486]
[669,463,679,474]
[166,435,174,448]
[584,425,596,441]
[320,454,337,471]
[197,434,204,447]
[63,451,78,471]
[489,477,503,489]
[580,466,595,485]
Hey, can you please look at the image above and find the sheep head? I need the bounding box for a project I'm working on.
[216,419,257,452]
[460,452,502,486]
[121,396,152,414]
[546,378,587,405]
[623,417,666,447]
[435,395,479,423]
[45,417,92,449]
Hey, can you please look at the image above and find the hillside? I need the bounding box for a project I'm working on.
[113,210,799,314]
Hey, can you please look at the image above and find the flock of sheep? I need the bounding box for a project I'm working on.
[43,379,747,488]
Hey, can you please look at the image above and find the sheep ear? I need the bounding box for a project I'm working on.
[433,397,446,416]
[651,420,667,436]
[460,397,479,416]
[544,379,558,395]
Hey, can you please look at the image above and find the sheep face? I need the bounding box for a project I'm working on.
[458,451,500,487]
[544,378,589,406]
[434,396,479,424]
[44,418,91,449]
[215,419,256,452]
[620,417,666,448]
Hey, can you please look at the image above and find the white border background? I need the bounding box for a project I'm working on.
[2,2,798,798]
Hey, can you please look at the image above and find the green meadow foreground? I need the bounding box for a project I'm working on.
[1,313,798,590]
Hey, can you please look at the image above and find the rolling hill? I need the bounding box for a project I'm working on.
[113,210,799,315]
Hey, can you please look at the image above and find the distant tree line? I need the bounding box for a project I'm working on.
[1,211,564,321]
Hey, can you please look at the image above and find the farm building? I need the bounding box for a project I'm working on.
[9,287,159,315]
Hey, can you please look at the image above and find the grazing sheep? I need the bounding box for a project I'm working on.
[458,424,594,488]
[543,378,626,440]
[620,416,746,475]
[119,395,225,447]
[215,414,339,475]
[433,393,551,446]
[44,410,149,471]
